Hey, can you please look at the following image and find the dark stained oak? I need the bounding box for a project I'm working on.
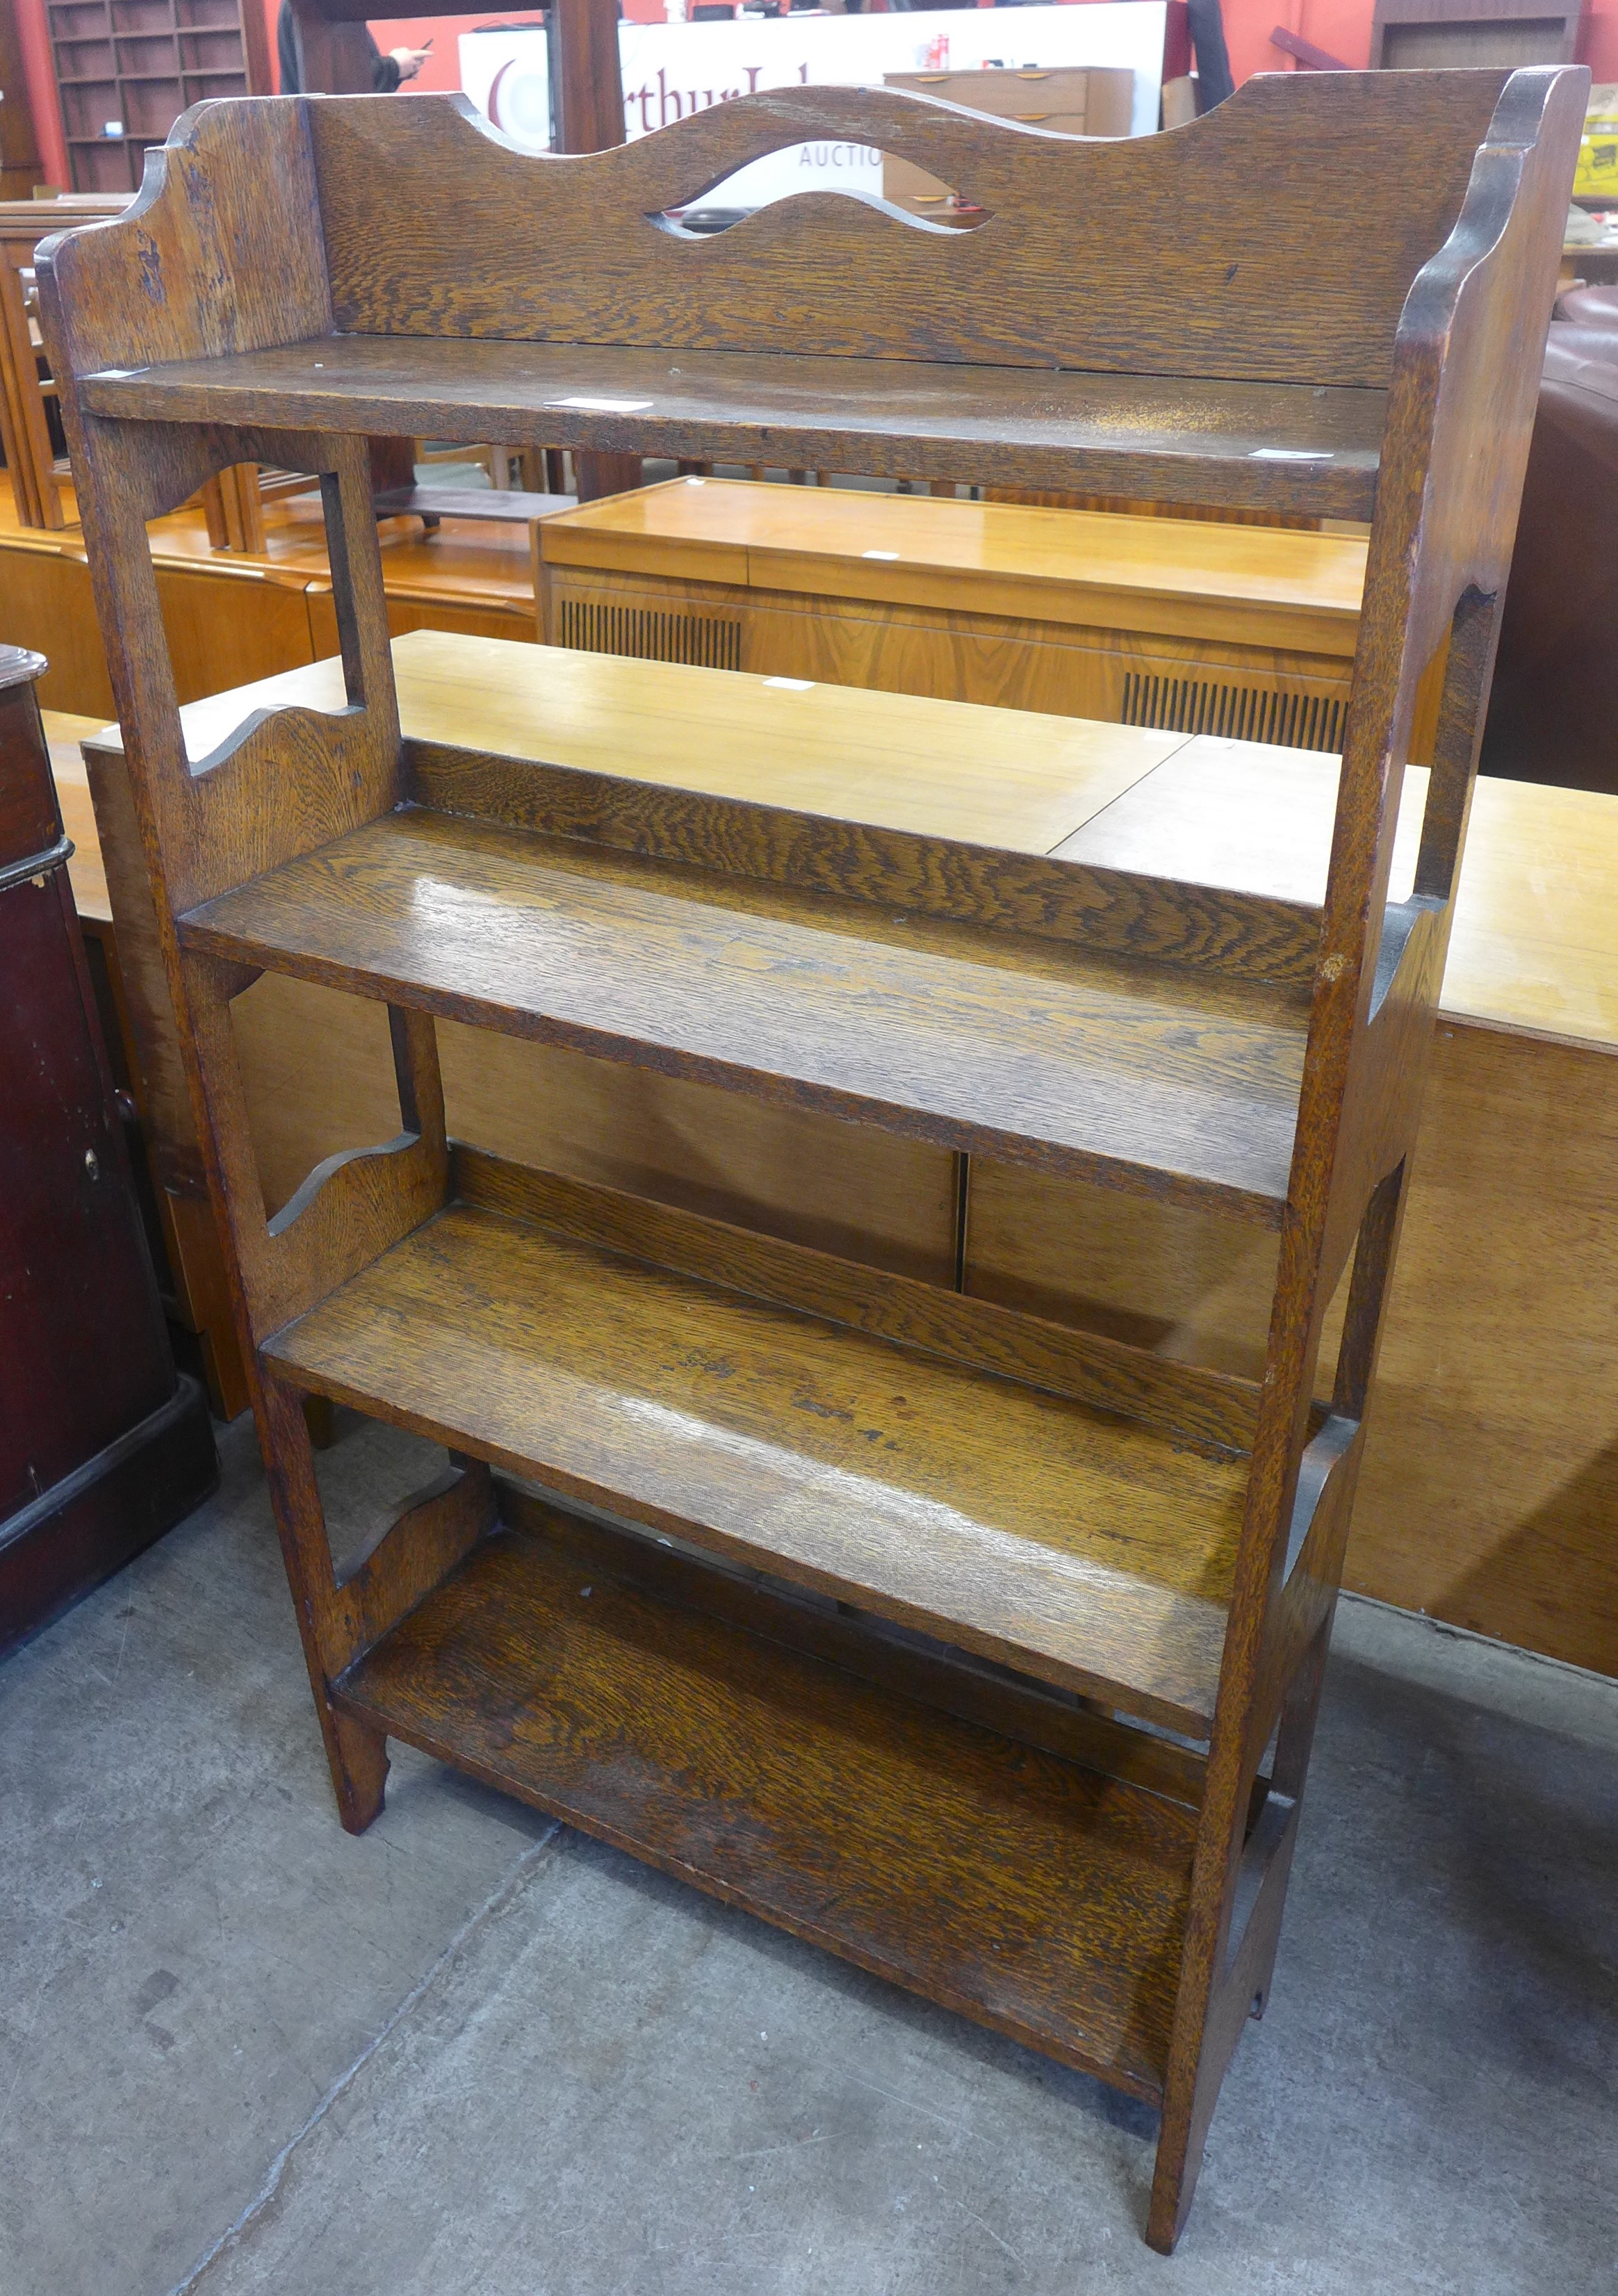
[455,1149,1264,1454]
[309,76,1504,391]
[76,336,1389,519]
[334,1520,1200,2101]
[409,719,1326,985]
[266,1198,1247,1734]
[179,807,1311,1220]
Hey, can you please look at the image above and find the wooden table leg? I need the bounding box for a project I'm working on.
[0,250,56,526]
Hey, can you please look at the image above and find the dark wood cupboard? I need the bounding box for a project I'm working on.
[0,642,215,1652]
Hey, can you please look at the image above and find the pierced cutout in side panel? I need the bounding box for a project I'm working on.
[312,1421,461,1586]
[142,456,384,779]
[652,145,991,236]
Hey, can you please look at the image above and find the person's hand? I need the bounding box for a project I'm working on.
[391,45,429,80]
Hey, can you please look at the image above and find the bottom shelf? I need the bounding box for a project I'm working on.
[335,1508,1198,2103]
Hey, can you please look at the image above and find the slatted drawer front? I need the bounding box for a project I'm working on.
[1122,671,1346,754]
[559,597,743,673]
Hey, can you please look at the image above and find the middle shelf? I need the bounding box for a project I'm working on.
[180,803,1311,1219]
[263,1182,1248,1736]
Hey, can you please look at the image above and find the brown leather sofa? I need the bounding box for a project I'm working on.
[1480,294,1618,792]
[1555,282,1618,329]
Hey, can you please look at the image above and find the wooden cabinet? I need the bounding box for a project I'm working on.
[0,195,127,526]
[0,646,215,1651]
[45,0,270,194]
[882,66,1135,219]
[539,478,1368,749]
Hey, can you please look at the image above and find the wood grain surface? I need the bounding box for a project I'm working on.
[335,1521,1198,2097]
[270,1199,1247,1731]
[304,76,1501,388]
[77,641,1618,1669]
[1054,744,1429,909]
[456,1148,1261,1454]
[395,626,1181,853]
[1340,1020,1618,1670]
[180,808,1310,1217]
[542,479,1370,656]
[1440,775,1618,1044]
[966,1018,1618,1682]
[42,711,113,923]
[76,337,1389,519]
[543,563,1357,741]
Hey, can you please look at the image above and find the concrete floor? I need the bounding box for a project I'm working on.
[3,1412,1615,2296]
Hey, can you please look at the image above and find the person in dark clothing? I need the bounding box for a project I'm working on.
[1186,0,1234,108]
[276,2,427,92]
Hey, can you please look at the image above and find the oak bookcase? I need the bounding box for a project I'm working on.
[40,69,1580,2247]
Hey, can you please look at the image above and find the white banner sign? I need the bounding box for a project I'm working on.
[460,4,1167,206]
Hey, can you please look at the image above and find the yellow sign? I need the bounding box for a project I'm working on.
[1574,84,1618,200]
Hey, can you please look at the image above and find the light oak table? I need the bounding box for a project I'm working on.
[67,630,1618,1679]
[538,477,1375,753]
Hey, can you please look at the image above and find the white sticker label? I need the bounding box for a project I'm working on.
[554,395,655,412]
[862,549,901,562]
[1248,448,1334,462]
[763,677,815,691]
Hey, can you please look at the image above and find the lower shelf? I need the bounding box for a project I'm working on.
[265,1198,1245,1734]
[335,1517,1198,2101]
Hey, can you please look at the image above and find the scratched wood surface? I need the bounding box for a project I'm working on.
[76,339,1390,519]
[269,1199,1247,1732]
[458,1150,1261,1454]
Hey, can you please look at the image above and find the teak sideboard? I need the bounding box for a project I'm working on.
[40,71,1582,2249]
[537,476,1373,751]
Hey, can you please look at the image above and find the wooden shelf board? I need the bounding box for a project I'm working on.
[180,805,1308,1215]
[78,336,1387,517]
[266,1199,1247,1732]
[334,1520,1199,2099]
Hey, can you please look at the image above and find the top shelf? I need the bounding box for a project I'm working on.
[77,336,1389,518]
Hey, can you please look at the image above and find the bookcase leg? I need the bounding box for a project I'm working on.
[256,1377,391,1833]
[1147,2042,1210,2254]
[326,1709,391,1837]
